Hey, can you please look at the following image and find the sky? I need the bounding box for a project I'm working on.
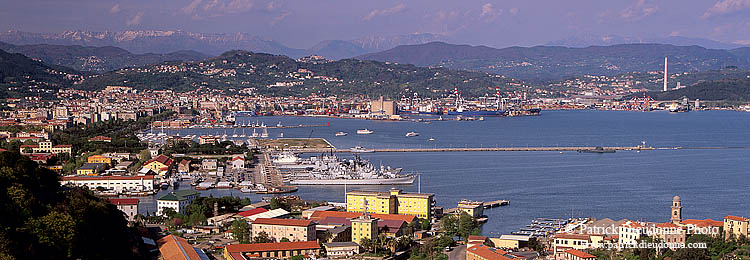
[1,0,750,49]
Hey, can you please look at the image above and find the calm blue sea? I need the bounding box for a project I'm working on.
[143,110,750,236]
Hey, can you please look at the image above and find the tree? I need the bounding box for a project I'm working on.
[270,197,281,210]
[253,231,270,243]
[420,218,431,230]
[360,238,374,253]
[441,215,457,236]
[0,151,144,259]
[280,237,290,242]
[230,219,251,243]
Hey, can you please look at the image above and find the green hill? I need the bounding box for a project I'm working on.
[75,50,526,98]
[642,78,750,101]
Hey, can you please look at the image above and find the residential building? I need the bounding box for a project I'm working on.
[680,219,723,236]
[20,141,72,155]
[143,154,174,176]
[251,218,316,242]
[231,155,245,169]
[76,163,109,175]
[564,249,596,260]
[724,215,750,240]
[60,175,155,192]
[307,210,416,224]
[157,190,198,215]
[223,241,321,260]
[552,233,605,259]
[87,155,112,164]
[201,159,217,171]
[158,234,210,260]
[177,159,191,173]
[323,242,360,258]
[109,198,139,222]
[466,244,514,260]
[351,214,378,245]
[653,223,686,250]
[618,221,644,246]
[346,188,434,219]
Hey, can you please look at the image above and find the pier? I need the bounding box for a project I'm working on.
[484,200,510,208]
[291,146,649,153]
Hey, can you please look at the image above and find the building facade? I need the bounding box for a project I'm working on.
[251,218,316,242]
[60,175,155,192]
[157,190,198,215]
[351,214,378,245]
[724,215,750,240]
[346,188,434,219]
[109,198,139,222]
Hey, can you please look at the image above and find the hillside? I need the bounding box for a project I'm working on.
[357,42,750,82]
[644,78,750,101]
[0,41,207,73]
[75,50,524,98]
[0,49,82,98]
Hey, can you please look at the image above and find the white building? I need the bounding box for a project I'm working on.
[109,198,139,222]
[60,175,155,192]
[157,190,198,216]
[618,221,645,246]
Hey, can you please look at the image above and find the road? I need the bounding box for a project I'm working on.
[448,244,466,260]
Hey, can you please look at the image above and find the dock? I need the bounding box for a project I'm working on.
[484,200,510,208]
[294,146,649,153]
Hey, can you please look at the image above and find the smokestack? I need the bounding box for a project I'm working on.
[664,56,667,91]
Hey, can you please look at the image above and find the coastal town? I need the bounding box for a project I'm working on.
[0,81,748,260]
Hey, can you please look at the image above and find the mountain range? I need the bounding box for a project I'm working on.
[0,30,444,60]
[357,42,750,82]
[0,41,207,73]
[546,35,747,50]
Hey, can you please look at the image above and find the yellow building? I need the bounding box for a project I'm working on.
[142,155,174,176]
[724,215,750,240]
[346,188,434,219]
[87,155,112,164]
[351,214,378,245]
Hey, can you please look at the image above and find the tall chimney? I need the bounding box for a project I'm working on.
[664,56,667,91]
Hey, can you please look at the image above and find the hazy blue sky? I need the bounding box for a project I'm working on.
[1,0,749,48]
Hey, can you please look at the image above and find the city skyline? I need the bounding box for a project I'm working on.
[2,0,750,49]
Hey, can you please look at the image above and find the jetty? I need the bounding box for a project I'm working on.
[484,200,510,208]
[294,146,650,153]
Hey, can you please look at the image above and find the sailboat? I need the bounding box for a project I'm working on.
[261,127,269,138]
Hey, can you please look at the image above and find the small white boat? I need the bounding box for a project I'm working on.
[277,121,283,127]
[405,132,419,137]
[479,117,484,121]
[335,131,348,136]
[357,129,374,135]
[428,138,435,141]
[350,146,375,153]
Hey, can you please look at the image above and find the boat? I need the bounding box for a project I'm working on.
[577,146,616,153]
[277,121,283,127]
[335,131,348,136]
[350,146,375,153]
[272,152,302,165]
[405,132,419,137]
[288,155,415,185]
[356,129,374,135]
[278,132,284,138]
[428,138,435,141]
[260,127,269,138]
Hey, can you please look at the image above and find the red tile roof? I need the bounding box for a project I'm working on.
[466,244,512,260]
[225,241,320,253]
[109,198,139,205]
[655,223,681,228]
[565,249,596,259]
[681,219,723,227]
[725,215,750,222]
[236,208,268,217]
[145,155,174,167]
[553,233,591,241]
[252,218,313,227]
[157,235,202,260]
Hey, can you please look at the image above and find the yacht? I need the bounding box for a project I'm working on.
[356,129,374,135]
[428,138,435,141]
[272,152,302,165]
[335,131,348,136]
[405,132,419,137]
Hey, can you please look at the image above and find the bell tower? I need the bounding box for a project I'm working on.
[671,195,682,224]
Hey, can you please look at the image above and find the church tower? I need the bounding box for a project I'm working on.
[671,195,682,224]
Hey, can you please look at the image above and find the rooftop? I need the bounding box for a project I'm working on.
[225,241,320,253]
[252,218,313,227]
